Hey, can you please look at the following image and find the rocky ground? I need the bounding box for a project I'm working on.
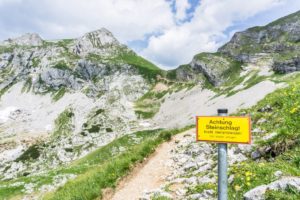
[140,129,250,200]
[108,129,248,200]
[154,80,285,129]
[109,126,300,200]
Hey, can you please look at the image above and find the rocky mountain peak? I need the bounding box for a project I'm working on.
[171,11,300,86]
[218,10,300,61]
[1,33,43,46]
[73,28,121,55]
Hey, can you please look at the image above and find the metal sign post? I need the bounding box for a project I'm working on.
[217,108,228,200]
[196,108,251,200]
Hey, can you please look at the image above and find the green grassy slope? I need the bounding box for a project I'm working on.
[227,74,300,199]
[0,126,193,200]
[43,126,192,200]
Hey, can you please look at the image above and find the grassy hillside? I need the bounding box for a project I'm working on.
[86,48,163,82]
[227,73,300,199]
[168,52,243,89]
[0,126,193,199]
[43,126,192,200]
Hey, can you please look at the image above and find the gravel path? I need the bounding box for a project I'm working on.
[109,129,194,200]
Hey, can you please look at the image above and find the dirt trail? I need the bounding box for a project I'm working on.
[107,129,194,200]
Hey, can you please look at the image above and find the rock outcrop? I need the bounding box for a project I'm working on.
[244,177,300,200]
[1,33,43,46]
[72,28,122,56]
[272,57,300,73]
[218,10,300,73]
[172,10,300,86]
[0,28,157,181]
[172,52,241,86]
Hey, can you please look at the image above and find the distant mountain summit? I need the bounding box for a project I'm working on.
[219,10,300,58]
[72,28,121,55]
[0,27,162,180]
[1,33,43,46]
[170,10,300,86]
[219,10,300,73]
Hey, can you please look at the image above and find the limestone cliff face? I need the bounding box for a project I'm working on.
[72,28,121,55]
[0,28,160,95]
[1,33,43,46]
[218,10,300,73]
[0,28,160,179]
[172,10,300,86]
[172,53,241,87]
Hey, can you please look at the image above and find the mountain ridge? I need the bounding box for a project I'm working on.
[168,10,300,87]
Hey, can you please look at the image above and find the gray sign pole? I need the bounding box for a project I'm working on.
[217,108,228,200]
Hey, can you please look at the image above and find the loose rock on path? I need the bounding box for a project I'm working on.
[108,129,195,200]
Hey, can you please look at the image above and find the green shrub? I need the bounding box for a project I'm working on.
[53,61,71,71]
[16,145,41,161]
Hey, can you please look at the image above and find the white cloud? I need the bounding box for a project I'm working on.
[0,0,174,42]
[174,0,191,21]
[0,0,300,69]
[142,0,287,69]
[0,0,21,6]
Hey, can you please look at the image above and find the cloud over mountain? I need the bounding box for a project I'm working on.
[0,0,300,68]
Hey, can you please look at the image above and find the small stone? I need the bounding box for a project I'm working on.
[183,162,197,171]
[263,132,277,140]
[257,118,267,124]
[189,193,201,199]
[175,188,186,196]
[257,105,272,112]
[251,150,261,160]
[274,170,283,177]
[184,177,197,185]
[204,189,214,196]
[228,174,234,184]
[252,128,264,134]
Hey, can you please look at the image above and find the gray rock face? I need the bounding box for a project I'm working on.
[190,58,220,86]
[174,65,197,82]
[189,53,238,86]
[75,59,109,80]
[171,11,300,86]
[39,68,81,90]
[0,28,154,182]
[0,28,143,96]
[1,33,43,46]
[72,28,121,56]
[173,52,239,87]
[219,11,300,58]
[273,57,300,73]
[218,10,300,73]
[244,177,300,200]
[0,53,14,68]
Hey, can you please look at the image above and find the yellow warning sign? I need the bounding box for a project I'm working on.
[196,116,251,144]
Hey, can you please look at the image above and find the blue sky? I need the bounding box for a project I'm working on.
[0,0,300,69]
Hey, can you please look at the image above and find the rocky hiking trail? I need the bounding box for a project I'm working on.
[103,127,251,200]
[104,129,195,200]
[103,128,227,200]
[104,125,300,200]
